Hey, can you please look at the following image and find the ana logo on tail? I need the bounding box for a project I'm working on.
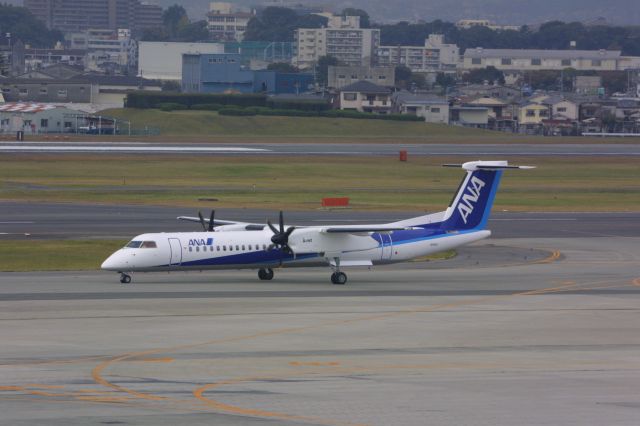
[457,176,485,224]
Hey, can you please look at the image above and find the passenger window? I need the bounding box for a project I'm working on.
[189,247,193,252]
[217,246,220,251]
[236,245,239,251]
[263,244,267,250]
[210,246,214,252]
[229,245,233,251]
[223,245,226,251]
[242,245,245,250]
[196,246,199,252]
[248,244,252,250]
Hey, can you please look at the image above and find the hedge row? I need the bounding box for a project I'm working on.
[126,91,267,108]
[218,107,423,121]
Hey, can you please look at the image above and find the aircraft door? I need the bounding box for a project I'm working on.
[376,233,393,261]
[168,238,182,266]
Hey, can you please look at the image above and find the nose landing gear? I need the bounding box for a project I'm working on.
[119,273,132,284]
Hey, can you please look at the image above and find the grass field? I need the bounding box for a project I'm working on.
[0,240,127,272]
[1,154,638,211]
[101,108,497,139]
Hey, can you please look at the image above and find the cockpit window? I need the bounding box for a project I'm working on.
[125,240,157,248]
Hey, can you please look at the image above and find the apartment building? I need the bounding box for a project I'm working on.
[463,48,622,71]
[207,2,254,42]
[327,65,395,89]
[377,34,459,73]
[294,15,380,69]
[67,29,137,72]
[24,0,162,33]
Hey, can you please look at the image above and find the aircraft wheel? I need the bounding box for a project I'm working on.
[258,268,274,281]
[331,272,347,285]
[120,273,131,284]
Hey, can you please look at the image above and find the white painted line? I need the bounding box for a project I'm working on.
[0,221,35,224]
[490,218,577,221]
[0,146,269,152]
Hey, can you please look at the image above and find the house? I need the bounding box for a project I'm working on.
[338,81,392,114]
[518,101,549,133]
[540,96,579,121]
[393,92,449,123]
[457,84,522,102]
[467,97,517,131]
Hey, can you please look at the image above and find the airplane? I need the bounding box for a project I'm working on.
[101,160,533,285]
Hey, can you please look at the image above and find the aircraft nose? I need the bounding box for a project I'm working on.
[101,251,126,271]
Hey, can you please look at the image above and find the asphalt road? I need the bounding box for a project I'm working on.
[1,237,639,425]
[1,201,639,240]
[1,141,640,156]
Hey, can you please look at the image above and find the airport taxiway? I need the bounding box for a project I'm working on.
[1,236,639,425]
[2,141,640,156]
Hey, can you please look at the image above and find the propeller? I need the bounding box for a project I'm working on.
[267,211,295,254]
[197,210,216,232]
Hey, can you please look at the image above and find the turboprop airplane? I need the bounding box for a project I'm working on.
[101,161,533,285]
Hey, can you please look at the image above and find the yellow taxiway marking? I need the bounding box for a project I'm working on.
[82,276,636,424]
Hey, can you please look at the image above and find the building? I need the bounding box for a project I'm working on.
[182,53,313,94]
[327,65,394,89]
[338,80,391,114]
[517,101,550,133]
[224,41,294,65]
[207,2,254,42]
[466,97,517,131]
[377,35,459,73]
[392,91,449,123]
[456,19,520,31]
[0,74,160,106]
[0,102,119,134]
[24,0,162,34]
[463,48,623,72]
[294,15,380,69]
[67,29,137,73]
[138,42,224,81]
[450,106,489,128]
[574,76,603,96]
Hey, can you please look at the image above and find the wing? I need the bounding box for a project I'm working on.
[321,225,416,233]
[177,216,265,230]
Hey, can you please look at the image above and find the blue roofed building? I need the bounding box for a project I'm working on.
[182,53,314,95]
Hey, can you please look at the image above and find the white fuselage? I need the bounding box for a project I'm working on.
[101,228,490,273]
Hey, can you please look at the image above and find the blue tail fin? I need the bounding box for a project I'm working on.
[440,168,502,231]
[417,161,534,232]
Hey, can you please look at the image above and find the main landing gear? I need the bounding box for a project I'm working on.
[330,257,347,285]
[330,272,347,285]
[119,273,131,284]
[258,268,274,281]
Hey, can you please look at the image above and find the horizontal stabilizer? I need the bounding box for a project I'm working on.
[443,161,535,171]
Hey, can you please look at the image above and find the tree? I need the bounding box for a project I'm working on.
[394,65,412,89]
[244,7,327,42]
[163,4,188,38]
[267,62,299,73]
[316,55,339,87]
[463,66,505,85]
[435,72,456,89]
[176,20,210,42]
[341,8,370,28]
[161,80,181,92]
[0,5,63,48]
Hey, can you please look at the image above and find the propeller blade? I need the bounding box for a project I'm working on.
[197,211,207,231]
[280,211,286,234]
[267,220,278,235]
[208,210,215,232]
[285,226,295,237]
